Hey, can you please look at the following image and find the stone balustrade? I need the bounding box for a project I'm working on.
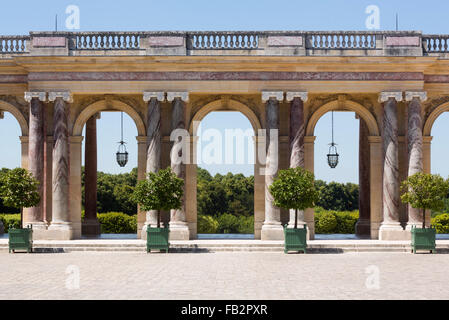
[0,31,448,56]
[0,36,29,54]
[423,35,449,53]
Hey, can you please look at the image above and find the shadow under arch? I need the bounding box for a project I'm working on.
[423,101,449,136]
[306,99,380,136]
[189,98,262,135]
[72,99,146,136]
[0,100,28,136]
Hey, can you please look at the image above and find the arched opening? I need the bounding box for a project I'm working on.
[190,99,262,239]
[425,102,449,239]
[0,102,28,237]
[307,100,379,240]
[73,99,144,239]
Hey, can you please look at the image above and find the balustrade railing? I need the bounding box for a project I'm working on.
[0,36,28,53]
[306,32,376,49]
[189,32,259,49]
[423,35,449,53]
[75,32,141,49]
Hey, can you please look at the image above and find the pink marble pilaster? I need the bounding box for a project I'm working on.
[82,114,101,235]
[406,92,427,227]
[356,118,371,236]
[25,92,47,228]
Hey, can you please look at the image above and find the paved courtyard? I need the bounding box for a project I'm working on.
[1,252,449,300]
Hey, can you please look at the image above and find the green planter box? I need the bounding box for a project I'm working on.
[411,226,436,254]
[284,224,307,254]
[147,227,169,253]
[9,226,33,253]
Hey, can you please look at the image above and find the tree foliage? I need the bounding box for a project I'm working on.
[0,167,40,227]
[315,180,359,211]
[131,167,184,227]
[269,167,320,228]
[401,172,449,228]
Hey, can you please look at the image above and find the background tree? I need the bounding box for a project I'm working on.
[131,167,184,228]
[401,172,449,229]
[269,167,320,229]
[0,168,40,227]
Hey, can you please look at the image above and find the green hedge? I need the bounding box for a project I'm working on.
[315,208,359,234]
[0,213,20,233]
[97,212,137,234]
[198,214,254,234]
[432,213,449,234]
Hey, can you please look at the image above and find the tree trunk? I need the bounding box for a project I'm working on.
[157,211,160,228]
[422,208,425,229]
[20,207,23,229]
[294,209,298,229]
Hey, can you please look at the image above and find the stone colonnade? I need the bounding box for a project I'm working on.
[19,89,429,240]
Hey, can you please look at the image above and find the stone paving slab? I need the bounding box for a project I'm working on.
[1,251,449,300]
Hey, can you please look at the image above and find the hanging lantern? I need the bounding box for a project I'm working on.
[116,112,128,167]
[327,111,339,169]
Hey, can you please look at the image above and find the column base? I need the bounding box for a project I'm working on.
[82,219,101,236]
[355,219,371,238]
[46,222,75,240]
[261,223,284,240]
[379,223,410,240]
[169,222,190,240]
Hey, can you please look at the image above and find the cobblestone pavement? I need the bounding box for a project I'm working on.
[1,252,449,300]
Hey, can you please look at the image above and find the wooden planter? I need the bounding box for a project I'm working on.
[284,224,307,254]
[411,226,436,254]
[9,226,33,253]
[146,227,169,253]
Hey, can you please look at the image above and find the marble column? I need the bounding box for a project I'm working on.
[142,92,164,237]
[24,91,47,230]
[167,92,190,240]
[286,92,308,228]
[48,92,73,237]
[261,91,284,240]
[82,113,101,236]
[405,91,427,229]
[379,91,404,240]
[356,117,371,237]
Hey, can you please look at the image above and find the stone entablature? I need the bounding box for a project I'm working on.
[0,31,448,57]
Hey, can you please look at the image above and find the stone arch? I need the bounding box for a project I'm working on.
[423,101,449,136]
[72,99,146,136]
[189,98,262,135]
[305,99,380,136]
[0,100,28,135]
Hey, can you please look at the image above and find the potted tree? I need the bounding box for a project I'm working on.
[132,167,184,253]
[401,172,449,254]
[0,168,40,253]
[269,167,320,253]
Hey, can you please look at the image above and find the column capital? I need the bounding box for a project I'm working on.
[143,91,165,102]
[48,91,73,103]
[304,136,316,143]
[262,91,284,102]
[167,92,189,102]
[19,136,29,143]
[378,91,403,103]
[24,91,46,103]
[286,91,308,102]
[405,91,427,102]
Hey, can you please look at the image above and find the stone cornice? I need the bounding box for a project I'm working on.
[262,91,284,102]
[24,91,46,102]
[405,91,427,102]
[48,91,73,103]
[167,92,189,102]
[378,91,403,103]
[143,91,165,102]
[286,91,308,102]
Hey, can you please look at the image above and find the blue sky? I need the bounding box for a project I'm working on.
[1,0,449,182]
